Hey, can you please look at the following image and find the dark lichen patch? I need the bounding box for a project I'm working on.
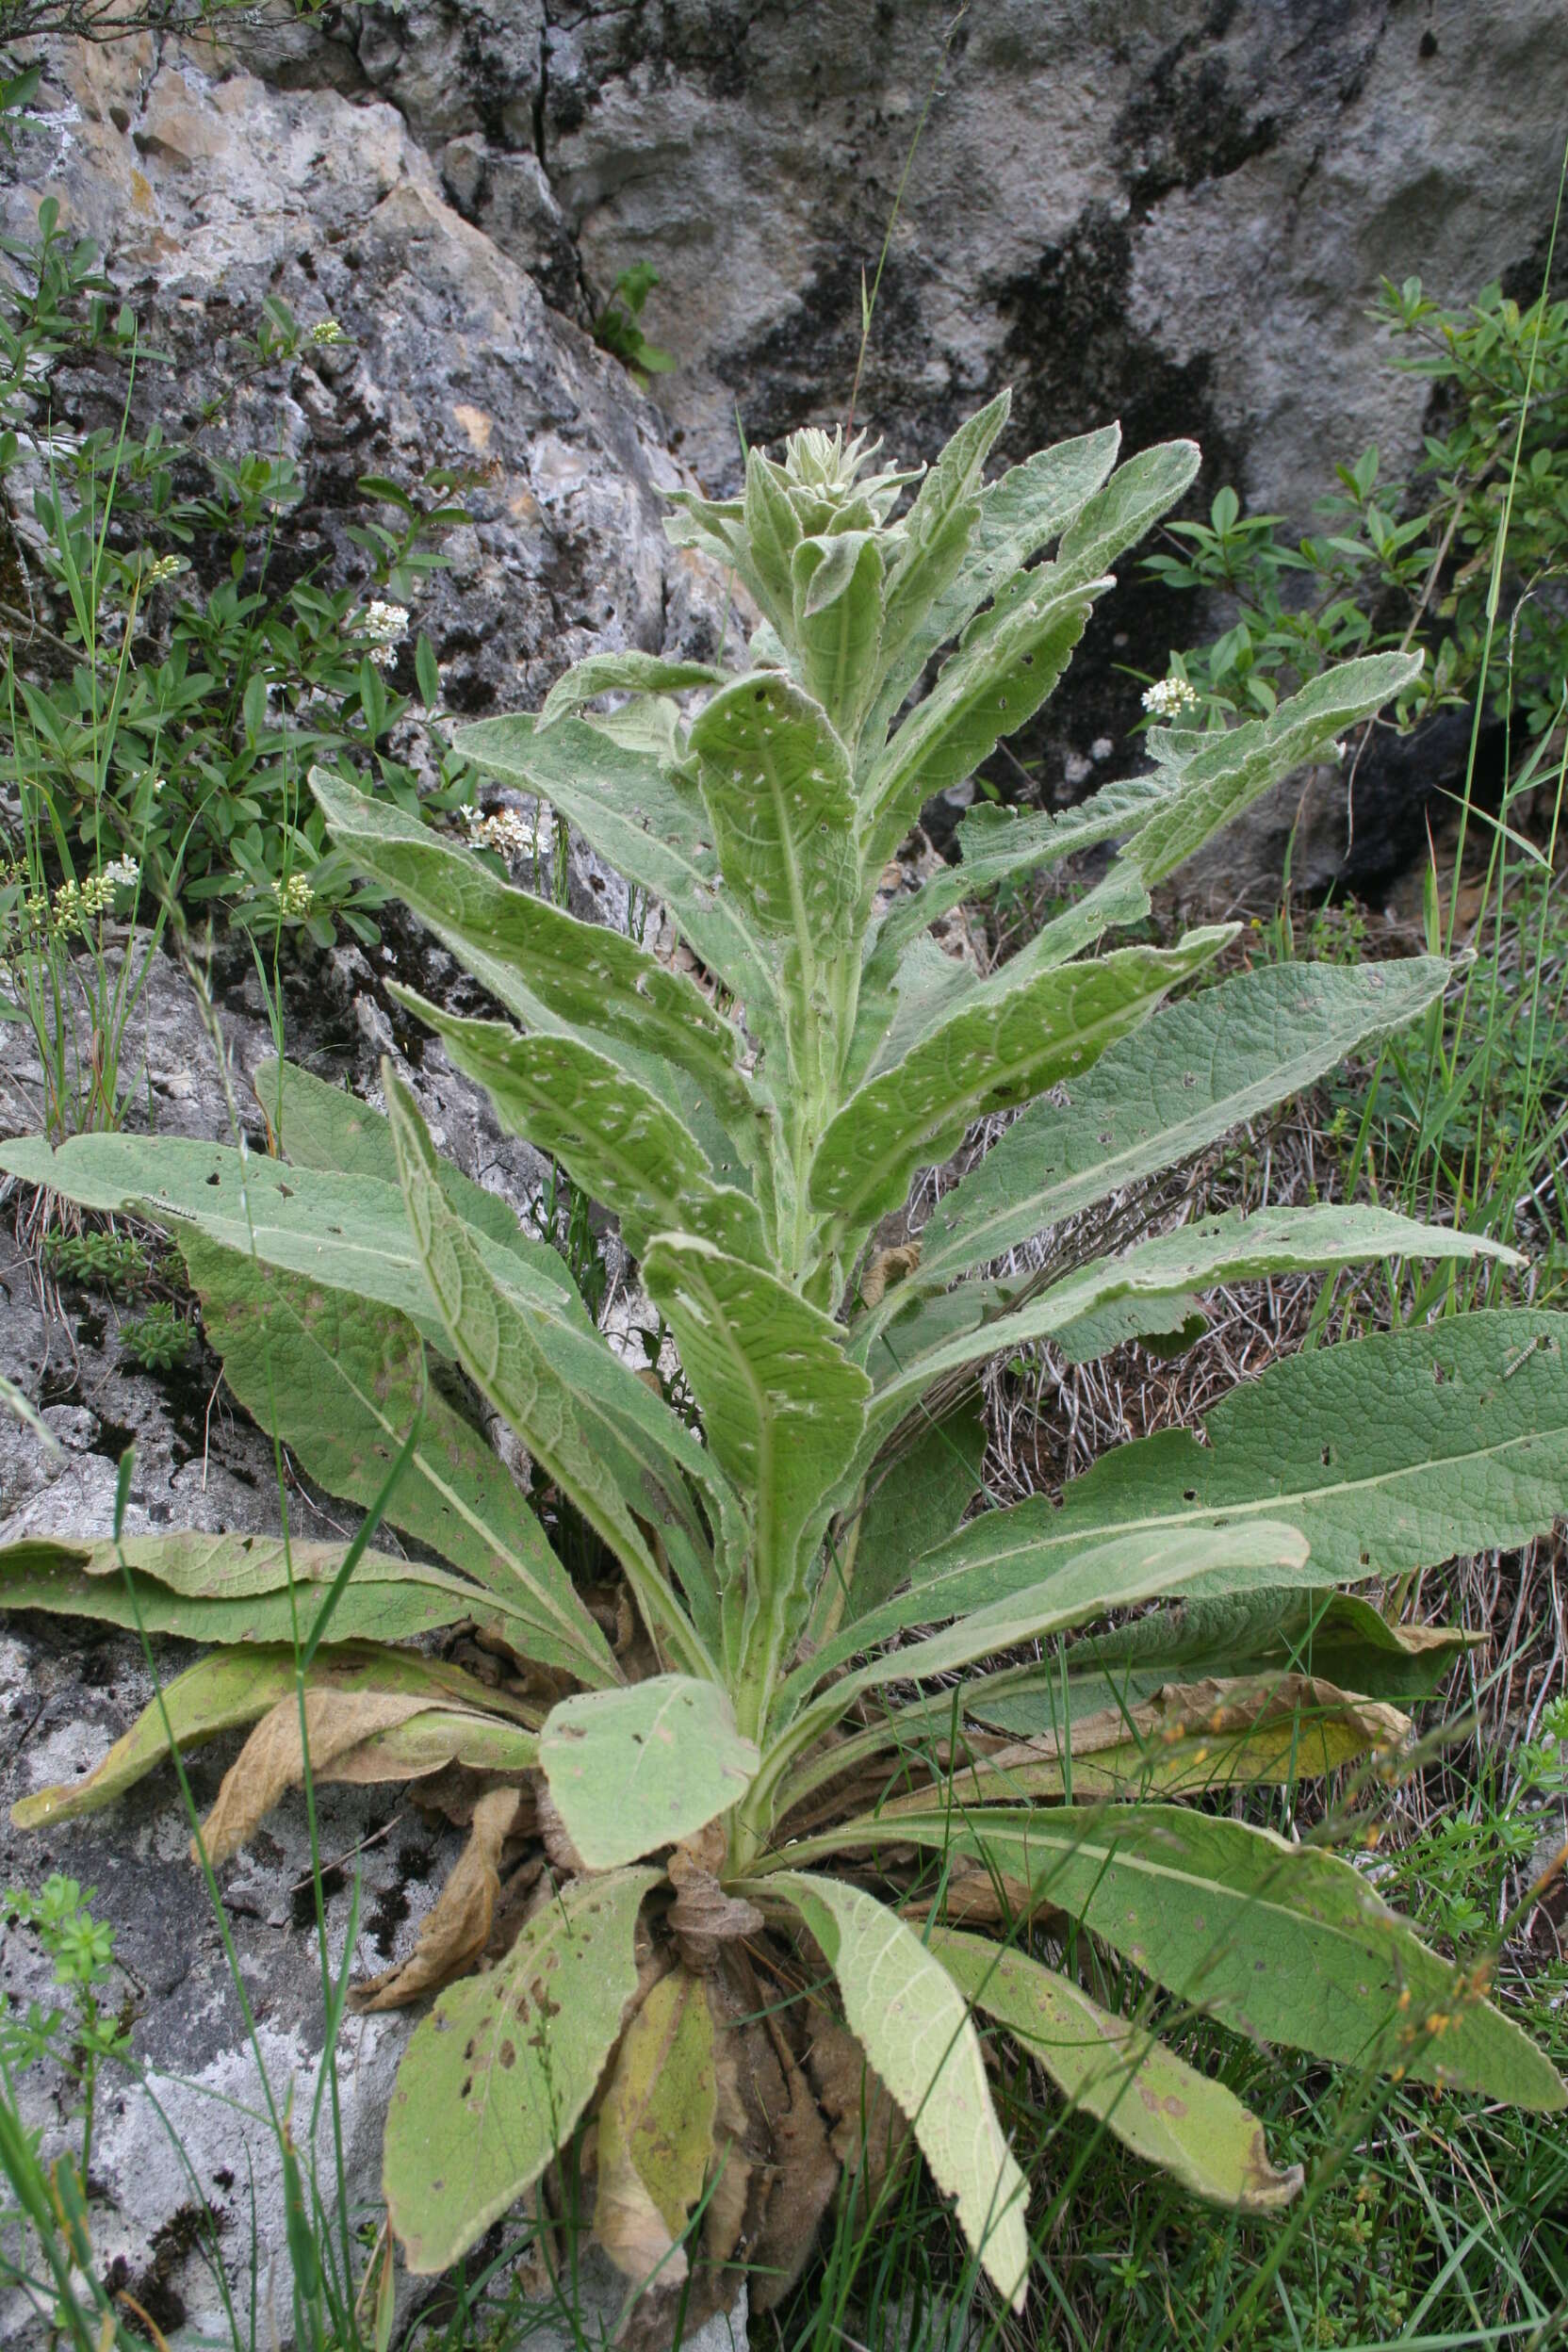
[290,1859,348,1934]
[985,204,1242,788]
[1114,27,1280,214]
[106,2196,226,2334]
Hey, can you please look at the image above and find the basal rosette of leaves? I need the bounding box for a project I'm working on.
[4,397,1566,2328]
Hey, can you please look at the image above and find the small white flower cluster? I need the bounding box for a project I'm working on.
[140,552,184,588]
[311,318,348,348]
[358,599,410,670]
[463,802,555,864]
[271,873,315,919]
[1141,674,1200,720]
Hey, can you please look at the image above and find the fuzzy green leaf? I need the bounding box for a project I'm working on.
[0,1132,577,1347]
[765,1873,1028,2308]
[384,1866,661,2273]
[864,573,1101,873]
[869,1202,1519,1421]
[902,958,1450,1310]
[875,392,1011,693]
[312,769,762,1158]
[779,1521,1307,1724]
[823,1809,1566,2110]
[792,531,885,737]
[811,930,1230,1244]
[0,1532,496,1646]
[253,1057,556,1272]
[687,672,861,959]
[869,1311,1568,1628]
[641,1234,870,1667]
[1132,654,1426,884]
[932,1930,1301,2210]
[538,652,724,725]
[178,1230,617,1684]
[867,771,1171,972]
[385,1075,720,1677]
[388,997,768,1266]
[841,1400,987,1625]
[452,712,787,1054]
[1052,440,1201,584]
[743,449,802,634]
[540,1676,760,1869]
[867,422,1120,737]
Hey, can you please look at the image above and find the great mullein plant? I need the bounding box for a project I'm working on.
[5,396,1567,2327]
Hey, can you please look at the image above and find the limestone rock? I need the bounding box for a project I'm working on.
[1,33,736,721]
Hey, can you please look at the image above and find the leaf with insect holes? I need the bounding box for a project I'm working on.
[810,929,1231,1245]
[387,996,769,1267]
[862,1311,1568,1631]
[539,1676,759,1870]
[176,1229,617,1685]
[0,1131,580,1348]
[897,957,1451,1315]
[384,1867,661,2273]
[764,1873,1029,2310]
[932,1930,1301,2212]
[866,1201,1521,1425]
[811,1806,1566,2111]
[687,673,861,960]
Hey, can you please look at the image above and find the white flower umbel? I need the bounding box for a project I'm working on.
[462,802,556,865]
[270,873,315,919]
[356,599,410,671]
[1141,673,1200,720]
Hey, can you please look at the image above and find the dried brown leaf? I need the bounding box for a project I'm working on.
[859,1240,922,1310]
[667,1827,765,1971]
[805,2013,913,2207]
[197,1690,432,1866]
[350,1785,525,2011]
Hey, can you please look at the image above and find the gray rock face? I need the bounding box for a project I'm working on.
[1,30,735,722]
[9,3,1560,904]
